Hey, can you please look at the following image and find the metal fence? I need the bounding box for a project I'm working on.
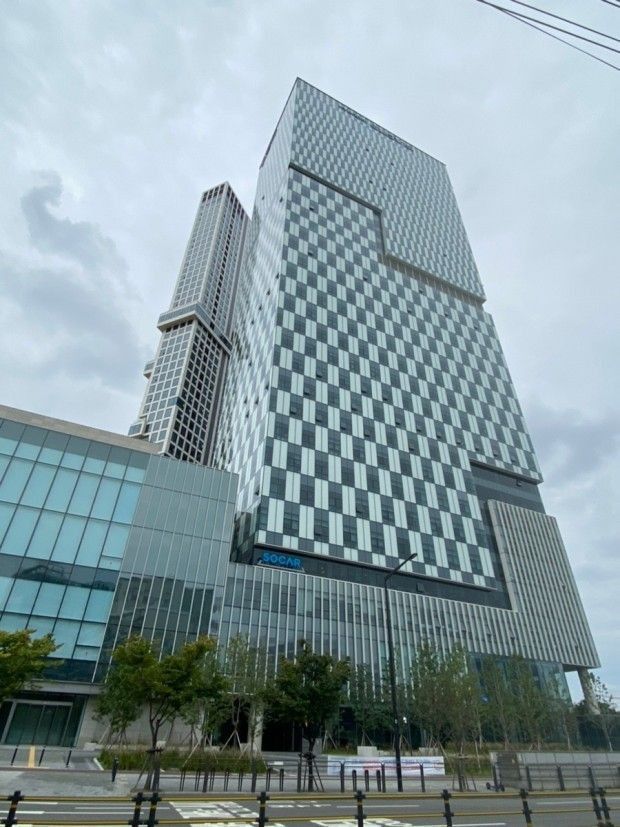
[0,787,616,827]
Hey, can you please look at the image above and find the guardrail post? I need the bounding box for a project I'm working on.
[352,769,357,791]
[238,770,244,792]
[146,791,160,827]
[179,768,186,791]
[257,791,270,827]
[340,762,345,793]
[598,787,613,827]
[524,766,533,792]
[590,787,604,827]
[3,790,23,827]
[519,788,533,826]
[129,791,144,827]
[224,770,230,791]
[364,769,370,792]
[266,767,272,791]
[251,768,258,792]
[419,762,426,793]
[279,768,284,792]
[441,789,454,827]
[376,769,381,792]
[381,763,386,793]
[354,790,365,827]
[194,769,200,791]
[555,765,564,791]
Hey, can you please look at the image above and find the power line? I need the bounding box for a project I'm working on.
[475,0,620,54]
[474,0,620,70]
[505,0,620,43]
[600,0,620,9]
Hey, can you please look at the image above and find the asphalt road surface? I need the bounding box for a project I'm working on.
[1,791,617,827]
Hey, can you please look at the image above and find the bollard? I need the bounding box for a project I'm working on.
[10,747,18,767]
[340,762,345,793]
[598,787,613,827]
[419,762,426,793]
[355,789,365,827]
[224,770,230,792]
[381,763,386,793]
[257,790,270,827]
[38,747,46,767]
[111,756,120,782]
[524,766,533,792]
[279,767,284,792]
[519,788,533,826]
[352,769,358,791]
[376,769,381,792]
[65,749,72,768]
[129,791,144,827]
[441,789,454,827]
[590,787,604,827]
[364,769,370,792]
[3,791,24,827]
[146,791,160,827]
[238,770,244,792]
[555,765,564,792]
[588,766,597,789]
[297,758,302,793]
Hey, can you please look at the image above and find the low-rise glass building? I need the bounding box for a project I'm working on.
[0,405,237,746]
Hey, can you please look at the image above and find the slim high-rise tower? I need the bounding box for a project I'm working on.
[130,182,248,464]
[213,80,598,693]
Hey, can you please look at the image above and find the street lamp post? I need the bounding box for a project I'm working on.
[384,551,418,793]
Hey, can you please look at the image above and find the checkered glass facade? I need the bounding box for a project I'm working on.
[216,81,540,595]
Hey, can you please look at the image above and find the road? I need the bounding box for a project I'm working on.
[2,791,617,827]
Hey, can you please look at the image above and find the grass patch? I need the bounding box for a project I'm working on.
[99,748,267,773]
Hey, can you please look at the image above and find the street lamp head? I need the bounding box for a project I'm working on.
[385,551,418,583]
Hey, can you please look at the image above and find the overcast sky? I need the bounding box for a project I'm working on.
[1,0,618,701]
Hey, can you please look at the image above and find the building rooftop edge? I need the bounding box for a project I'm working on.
[0,403,162,455]
[294,77,447,168]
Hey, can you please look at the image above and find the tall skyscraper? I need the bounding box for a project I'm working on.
[130,182,248,465]
[213,79,598,695]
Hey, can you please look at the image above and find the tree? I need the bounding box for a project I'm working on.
[263,641,349,789]
[0,629,58,705]
[479,656,517,747]
[349,663,391,746]
[96,635,213,750]
[411,643,452,749]
[220,635,269,755]
[507,657,554,749]
[181,645,230,749]
[443,646,482,753]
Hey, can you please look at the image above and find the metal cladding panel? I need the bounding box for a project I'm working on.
[488,500,599,669]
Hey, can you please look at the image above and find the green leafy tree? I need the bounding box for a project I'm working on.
[479,656,517,747]
[349,663,391,746]
[0,629,58,705]
[96,635,212,749]
[507,657,554,748]
[264,640,350,772]
[443,645,482,752]
[180,643,230,748]
[411,643,452,749]
[220,635,269,755]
